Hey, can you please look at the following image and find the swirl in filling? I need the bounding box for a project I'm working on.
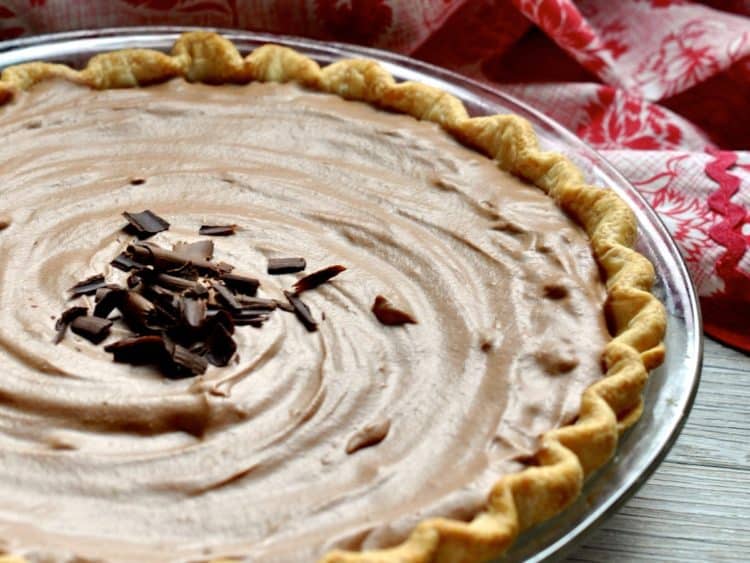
[0,79,609,561]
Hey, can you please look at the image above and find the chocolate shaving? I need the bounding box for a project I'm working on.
[237,319,268,327]
[128,242,189,271]
[199,224,237,237]
[267,257,306,275]
[93,287,126,319]
[122,210,170,239]
[173,240,214,262]
[162,339,208,378]
[110,253,144,272]
[70,315,112,344]
[53,306,88,343]
[105,335,167,365]
[145,286,181,325]
[293,265,346,293]
[284,290,317,332]
[233,312,270,327]
[120,291,162,332]
[145,282,178,301]
[182,296,207,329]
[236,295,276,310]
[129,242,229,277]
[155,272,205,293]
[275,299,295,313]
[55,306,88,331]
[206,309,235,335]
[211,282,241,310]
[371,295,417,326]
[232,308,271,321]
[206,322,236,366]
[221,273,259,296]
[69,274,107,297]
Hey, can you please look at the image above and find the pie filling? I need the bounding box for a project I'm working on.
[0,79,609,561]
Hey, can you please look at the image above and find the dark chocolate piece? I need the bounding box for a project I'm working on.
[53,306,88,344]
[93,287,126,319]
[70,315,112,344]
[221,273,260,296]
[120,291,161,332]
[127,242,189,271]
[162,339,208,378]
[122,210,170,239]
[232,310,270,327]
[267,257,306,275]
[110,253,144,272]
[234,319,267,328]
[233,308,270,319]
[206,309,235,335]
[54,306,88,332]
[283,290,317,332]
[129,242,228,277]
[199,224,237,237]
[236,306,275,317]
[206,322,236,366]
[182,296,207,329]
[233,317,269,327]
[211,282,241,310]
[372,295,417,326]
[236,295,276,310]
[173,240,214,262]
[155,273,204,293]
[105,335,167,365]
[68,274,107,297]
[145,286,181,326]
[275,299,295,313]
[293,265,346,293]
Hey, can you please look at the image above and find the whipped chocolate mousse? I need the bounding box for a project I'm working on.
[0,77,610,561]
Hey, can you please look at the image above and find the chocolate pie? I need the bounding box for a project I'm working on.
[0,33,665,562]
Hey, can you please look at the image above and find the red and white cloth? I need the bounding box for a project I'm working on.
[2,0,749,350]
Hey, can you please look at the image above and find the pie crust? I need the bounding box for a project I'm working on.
[0,32,666,563]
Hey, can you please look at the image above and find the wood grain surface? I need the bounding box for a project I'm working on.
[568,337,750,562]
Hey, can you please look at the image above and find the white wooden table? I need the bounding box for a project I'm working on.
[568,337,750,562]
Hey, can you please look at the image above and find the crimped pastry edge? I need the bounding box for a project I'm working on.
[0,32,666,563]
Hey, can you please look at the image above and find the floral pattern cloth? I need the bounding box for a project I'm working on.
[1,0,749,350]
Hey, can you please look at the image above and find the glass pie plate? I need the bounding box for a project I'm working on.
[0,28,702,562]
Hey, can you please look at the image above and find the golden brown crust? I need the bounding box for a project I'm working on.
[0,32,666,563]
